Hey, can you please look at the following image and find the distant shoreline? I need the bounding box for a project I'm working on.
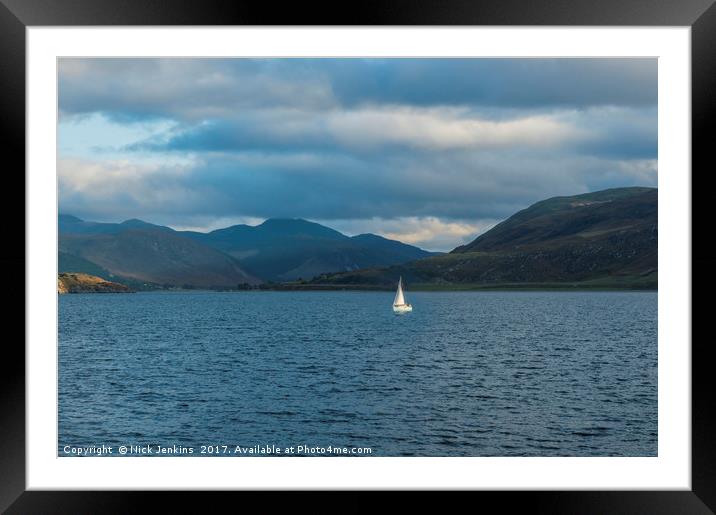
[264,284,657,292]
[119,282,657,293]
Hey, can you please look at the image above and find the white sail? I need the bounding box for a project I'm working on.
[393,277,406,306]
[392,276,412,312]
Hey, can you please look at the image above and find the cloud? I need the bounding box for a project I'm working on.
[59,58,657,122]
[327,217,501,252]
[58,157,204,221]
[326,108,583,150]
[133,106,587,156]
[57,58,658,250]
[59,59,338,122]
[58,148,656,231]
[328,59,657,109]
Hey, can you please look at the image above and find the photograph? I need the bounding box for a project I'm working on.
[1,0,710,506]
[57,57,659,458]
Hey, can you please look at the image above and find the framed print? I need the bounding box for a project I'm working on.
[3,0,715,512]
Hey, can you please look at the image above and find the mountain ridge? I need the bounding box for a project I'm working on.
[60,186,656,290]
[59,215,436,286]
[180,218,436,281]
[308,187,657,290]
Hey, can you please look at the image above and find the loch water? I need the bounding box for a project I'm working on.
[59,290,657,456]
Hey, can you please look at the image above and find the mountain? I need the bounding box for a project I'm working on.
[58,215,435,286]
[309,187,658,289]
[452,187,656,254]
[181,218,436,281]
[59,216,258,288]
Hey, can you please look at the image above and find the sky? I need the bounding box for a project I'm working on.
[58,58,657,251]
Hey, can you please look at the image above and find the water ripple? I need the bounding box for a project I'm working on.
[59,290,657,457]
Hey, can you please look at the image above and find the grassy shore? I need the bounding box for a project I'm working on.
[123,273,657,293]
[268,275,657,292]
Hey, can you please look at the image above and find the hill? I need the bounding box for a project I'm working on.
[181,218,435,281]
[59,215,435,286]
[308,187,658,290]
[59,217,259,288]
[453,187,656,254]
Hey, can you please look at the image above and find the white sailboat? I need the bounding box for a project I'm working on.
[392,276,413,313]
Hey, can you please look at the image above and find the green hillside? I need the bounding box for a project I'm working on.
[309,187,658,290]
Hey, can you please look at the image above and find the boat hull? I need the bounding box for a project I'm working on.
[393,304,413,313]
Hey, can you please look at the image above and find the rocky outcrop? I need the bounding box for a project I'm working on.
[58,273,133,294]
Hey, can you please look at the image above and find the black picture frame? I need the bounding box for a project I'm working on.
[2,0,713,512]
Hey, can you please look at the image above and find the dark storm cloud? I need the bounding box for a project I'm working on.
[326,59,657,109]
[59,58,657,120]
[59,59,337,122]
